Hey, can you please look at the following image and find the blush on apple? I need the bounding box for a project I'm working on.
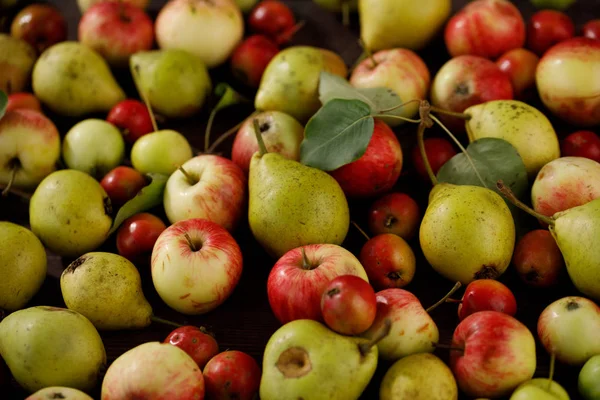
[367,192,420,240]
[100,166,148,208]
[496,48,539,99]
[411,137,457,182]
[6,93,42,113]
[116,212,167,264]
[203,351,261,400]
[359,234,416,291]
[512,229,565,287]
[561,131,600,163]
[526,10,575,56]
[106,99,154,145]
[583,19,600,40]
[455,279,517,320]
[230,34,279,88]
[247,0,296,45]
[164,326,219,369]
[10,3,67,54]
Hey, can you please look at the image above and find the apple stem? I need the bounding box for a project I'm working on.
[1,166,17,197]
[384,215,395,228]
[252,118,269,156]
[277,20,306,45]
[183,231,197,252]
[548,353,556,390]
[151,315,183,329]
[432,342,465,353]
[351,221,370,242]
[359,318,391,356]
[341,1,350,27]
[359,39,378,69]
[132,65,159,133]
[426,281,462,313]
[178,166,196,185]
[444,298,462,304]
[430,106,472,121]
[300,247,312,270]
[496,180,555,226]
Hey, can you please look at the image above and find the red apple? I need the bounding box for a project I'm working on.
[450,311,537,398]
[10,4,67,55]
[116,212,167,263]
[430,55,514,132]
[561,130,600,163]
[359,234,416,291]
[411,138,457,182]
[78,1,154,67]
[106,99,154,145]
[6,93,42,113]
[496,48,540,99]
[512,230,565,288]
[267,244,369,324]
[230,34,279,88]
[583,19,600,40]
[329,119,403,198]
[456,279,517,321]
[248,0,296,44]
[320,275,377,335]
[444,0,526,59]
[367,192,420,240]
[100,166,148,208]
[527,10,575,56]
[164,326,219,369]
[203,351,261,400]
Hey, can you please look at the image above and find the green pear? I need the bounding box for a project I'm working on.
[60,252,153,330]
[380,353,458,400]
[0,306,106,393]
[29,169,113,258]
[130,49,212,118]
[131,129,194,175]
[255,46,348,122]
[419,183,515,284]
[32,41,125,117]
[465,100,560,179]
[26,386,94,400]
[510,378,570,400]
[579,355,600,400]
[248,137,350,258]
[0,222,47,311]
[260,319,383,400]
[0,34,36,94]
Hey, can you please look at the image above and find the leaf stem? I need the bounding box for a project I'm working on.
[377,99,422,115]
[430,106,472,121]
[253,118,268,156]
[426,282,462,313]
[132,65,158,133]
[496,180,555,226]
[417,120,438,186]
[351,221,370,241]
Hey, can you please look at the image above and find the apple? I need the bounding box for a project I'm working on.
[248,0,296,44]
[496,48,540,99]
[349,48,431,125]
[456,279,517,321]
[526,10,575,56]
[231,111,304,175]
[0,109,60,190]
[26,387,94,400]
[536,37,600,126]
[579,354,600,400]
[583,19,600,40]
[10,3,67,54]
[203,351,261,400]
[320,275,377,335]
[267,244,369,324]
[6,92,42,113]
[444,0,526,59]
[359,234,416,291]
[411,137,457,182]
[164,326,219,369]
[230,35,279,88]
[367,192,420,240]
[450,311,537,398]
[130,129,194,176]
[106,99,154,145]
[561,131,600,163]
[100,341,205,399]
[155,0,244,69]
[163,155,247,232]
[100,166,148,208]
[62,119,125,179]
[329,119,403,198]
[512,229,565,287]
[77,0,150,13]
[430,55,514,132]
[151,218,243,315]
[116,213,167,264]
[537,296,600,365]
[510,378,570,400]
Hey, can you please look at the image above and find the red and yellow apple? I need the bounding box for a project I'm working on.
[512,229,565,287]
[456,279,517,320]
[496,48,540,99]
[367,192,420,240]
[359,234,416,291]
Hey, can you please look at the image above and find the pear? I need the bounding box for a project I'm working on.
[29,169,113,258]
[32,41,125,117]
[60,252,153,330]
[0,306,106,393]
[260,319,387,400]
[130,49,212,118]
[465,100,560,179]
[0,34,37,93]
[255,46,348,122]
[248,131,350,258]
[26,387,94,400]
[419,183,516,284]
[380,353,459,400]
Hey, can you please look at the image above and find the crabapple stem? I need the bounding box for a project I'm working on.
[496,180,555,226]
[151,316,183,328]
[351,221,370,241]
[426,281,462,313]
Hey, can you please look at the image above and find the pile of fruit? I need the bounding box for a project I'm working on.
[1,0,600,399]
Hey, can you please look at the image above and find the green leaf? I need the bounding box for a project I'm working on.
[0,90,7,120]
[108,173,169,236]
[300,98,374,171]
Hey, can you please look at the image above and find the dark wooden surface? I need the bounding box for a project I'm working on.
[1,0,599,398]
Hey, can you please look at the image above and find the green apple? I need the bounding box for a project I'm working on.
[131,129,193,175]
[0,222,46,311]
[62,119,125,179]
[510,378,570,400]
[579,355,600,400]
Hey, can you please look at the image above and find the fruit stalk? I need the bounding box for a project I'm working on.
[430,106,472,121]
[358,318,391,356]
[151,315,183,328]
[132,65,158,133]
[496,180,555,226]
[351,221,371,241]
[252,118,269,156]
[426,281,462,313]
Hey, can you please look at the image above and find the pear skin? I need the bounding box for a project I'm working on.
[255,46,348,122]
[465,100,560,179]
[248,152,350,258]
[419,183,515,284]
[259,319,378,400]
[60,252,153,330]
[32,41,125,117]
[0,34,37,94]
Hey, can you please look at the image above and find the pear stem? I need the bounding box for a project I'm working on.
[426,282,462,313]
[151,315,183,328]
[359,318,391,356]
[548,353,556,391]
[178,166,195,185]
[430,106,472,121]
[496,180,555,226]
[132,65,158,132]
[341,1,350,27]
[433,342,465,353]
[417,119,438,186]
[183,231,197,252]
[351,221,370,242]
[300,247,312,270]
[253,118,268,156]
[1,166,17,197]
